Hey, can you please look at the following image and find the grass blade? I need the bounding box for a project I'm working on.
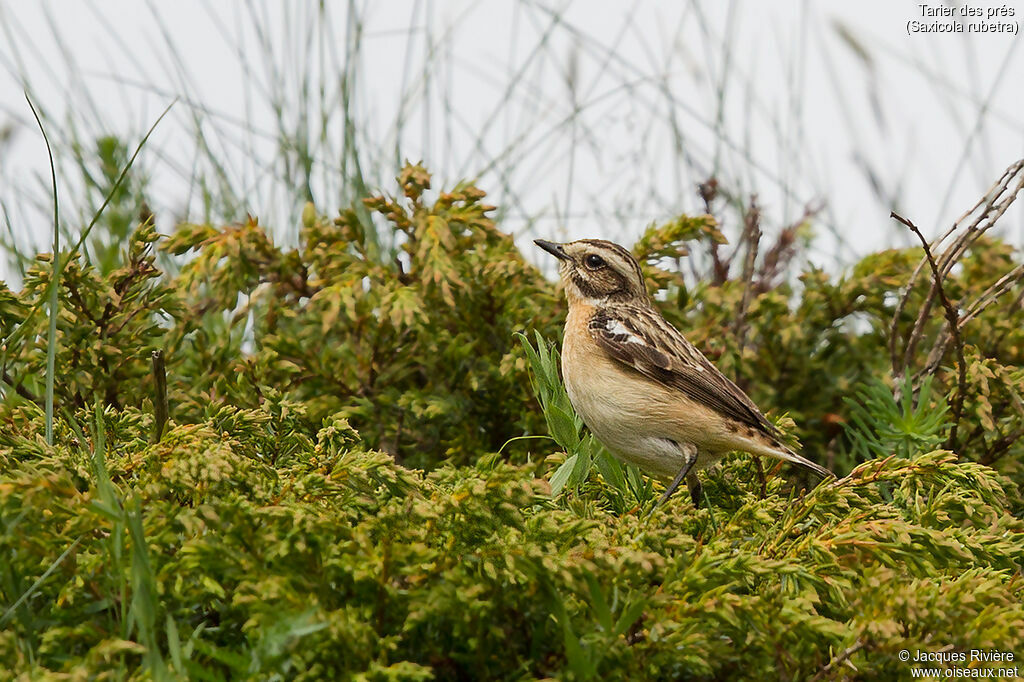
[0,536,82,627]
[0,98,176,420]
[24,94,59,445]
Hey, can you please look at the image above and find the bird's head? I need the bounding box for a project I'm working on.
[534,238,649,305]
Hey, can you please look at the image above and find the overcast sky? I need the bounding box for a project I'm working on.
[0,1,1022,283]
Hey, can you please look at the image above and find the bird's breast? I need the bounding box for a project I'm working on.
[562,317,662,439]
[560,306,728,477]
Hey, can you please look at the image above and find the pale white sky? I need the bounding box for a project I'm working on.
[0,1,1022,283]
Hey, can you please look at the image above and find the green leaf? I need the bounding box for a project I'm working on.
[546,403,581,451]
[549,455,578,497]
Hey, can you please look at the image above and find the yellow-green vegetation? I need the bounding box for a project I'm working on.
[1,164,1023,680]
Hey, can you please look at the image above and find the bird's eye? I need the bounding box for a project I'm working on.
[584,254,606,269]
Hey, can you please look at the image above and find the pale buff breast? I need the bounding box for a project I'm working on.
[561,306,730,479]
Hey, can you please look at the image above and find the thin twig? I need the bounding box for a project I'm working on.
[65,279,103,327]
[889,159,1024,381]
[891,211,966,450]
[981,425,1024,466]
[1,369,41,404]
[810,639,867,681]
[918,263,1024,378]
[956,263,1024,329]
[760,203,819,289]
[733,197,761,349]
[889,254,929,380]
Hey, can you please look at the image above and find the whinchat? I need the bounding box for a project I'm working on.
[535,238,832,505]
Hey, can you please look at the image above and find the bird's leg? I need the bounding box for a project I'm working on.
[656,443,698,507]
[686,475,702,508]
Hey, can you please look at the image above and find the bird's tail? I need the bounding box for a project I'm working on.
[782,449,834,479]
[755,441,834,479]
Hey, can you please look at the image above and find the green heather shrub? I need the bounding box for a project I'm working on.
[161,163,561,468]
[1,163,1023,679]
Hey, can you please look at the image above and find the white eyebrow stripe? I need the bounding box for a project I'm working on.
[605,318,646,344]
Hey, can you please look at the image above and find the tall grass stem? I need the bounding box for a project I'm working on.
[24,93,59,446]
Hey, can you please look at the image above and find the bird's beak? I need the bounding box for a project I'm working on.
[534,239,570,261]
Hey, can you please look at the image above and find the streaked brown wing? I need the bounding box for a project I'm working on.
[589,305,778,435]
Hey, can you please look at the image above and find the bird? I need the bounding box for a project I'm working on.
[534,237,833,506]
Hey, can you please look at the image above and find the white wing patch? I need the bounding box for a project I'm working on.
[604,318,646,345]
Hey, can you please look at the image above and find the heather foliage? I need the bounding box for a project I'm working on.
[2,163,1023,680]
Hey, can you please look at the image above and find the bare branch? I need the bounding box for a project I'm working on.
[1,369,42,404]
[811,639,868,682]
[891,211,967,450]
[919,263,1024,378]
[889,159,1024,381]
[733,196,761,349]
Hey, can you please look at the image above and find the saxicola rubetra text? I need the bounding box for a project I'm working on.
[535,238,832,505]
